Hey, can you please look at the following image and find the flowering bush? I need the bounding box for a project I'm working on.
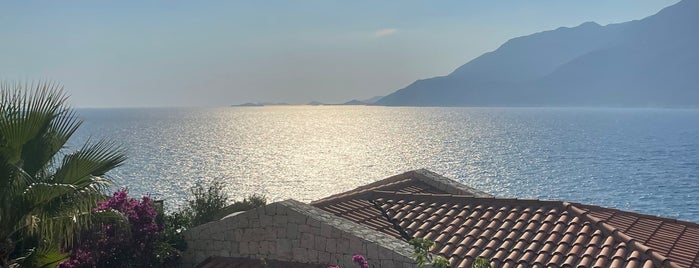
[352,254,369,268]
[56,248,95,268]
[58,183,264,268]
[59,190,167,267]
[328,254,369,268]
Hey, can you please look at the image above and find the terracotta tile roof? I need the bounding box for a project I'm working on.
[574,203,699,268]
[311,169,492,206]
[312,170,699,268]
[196,257,328,268]
[311,169,492,240]
[317,197,401,238]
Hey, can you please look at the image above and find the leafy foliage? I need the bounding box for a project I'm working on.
[471,257,491,268]
[214,194,267,220]
[181,181,267,227]
[0,81,125,267]
[186,181,229,226]
[409,237,435,267]
[409,237,451,268]
[151,182,268,266]
[159,210,189,258]
[433,256,450,268]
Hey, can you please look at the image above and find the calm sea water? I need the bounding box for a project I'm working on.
[71,106,699,222]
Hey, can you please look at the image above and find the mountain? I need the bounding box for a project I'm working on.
[361,96,384,104]
[231,102,264,107]
[306,97,383,106]
[377,0,699,107]
[341,99,367,105]
[333,96,384,106]
[232,102,289,107]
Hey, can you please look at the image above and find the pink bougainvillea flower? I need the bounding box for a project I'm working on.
[352,254,369,268]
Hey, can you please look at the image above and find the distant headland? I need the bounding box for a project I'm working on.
[233,96,384,107]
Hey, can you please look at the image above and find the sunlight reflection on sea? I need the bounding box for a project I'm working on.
[71,106,699,222]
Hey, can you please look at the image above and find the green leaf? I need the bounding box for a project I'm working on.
[0,81,126,265]
[34,245,70,268]
[471,257,491,268]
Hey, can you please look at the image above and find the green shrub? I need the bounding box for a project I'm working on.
[409,237,453,268]
[161,210,190,251]
[409,238,434,267]
[187,181,229,226]
[214,194,267,220]
[433,256,450,268]
[155,210,191,266]
[178,181,267,227]
[471,257,491,268]
[144,181,268,266]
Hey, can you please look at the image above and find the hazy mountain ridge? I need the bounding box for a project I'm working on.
[377,0,699,107]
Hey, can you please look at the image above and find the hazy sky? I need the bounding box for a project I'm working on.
[0,1,680,107]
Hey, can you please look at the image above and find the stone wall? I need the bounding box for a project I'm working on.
[181,199,419,268]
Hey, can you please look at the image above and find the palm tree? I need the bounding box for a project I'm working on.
[0,81,126,267]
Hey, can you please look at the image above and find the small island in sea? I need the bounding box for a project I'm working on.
[231,102,290,107]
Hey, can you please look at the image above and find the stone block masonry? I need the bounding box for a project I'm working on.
[181,199,420,268]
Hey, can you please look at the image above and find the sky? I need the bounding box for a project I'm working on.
[0,0,680,108]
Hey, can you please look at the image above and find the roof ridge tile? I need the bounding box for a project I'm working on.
[368,190,569,208]
[412,169,493,197]
[572,202,699,229]
[312,169,494,206]
[310,178,406,206]
[565,202,682,268]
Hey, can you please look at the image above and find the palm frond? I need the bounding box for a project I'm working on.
[22,182,81,209]
[0,81,66,158]
[52,139,126,186]
[0,81,126,264]
[30,189,108,246]
[0,81,71,188]
[22,238,70,268]
[35,250,69,268]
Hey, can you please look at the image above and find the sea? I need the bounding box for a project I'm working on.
[71,106,699,223]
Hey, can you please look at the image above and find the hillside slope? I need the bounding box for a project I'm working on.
[377,0,699,107]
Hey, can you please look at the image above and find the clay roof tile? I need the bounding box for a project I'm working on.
[548,253,564,265]
[480,248,496,259]
[598,245,613,258]
[506,249,523,261]
[609,257,625,267]
[466,247,481,258]
[562,254,578,266]
[519,251,537,264]
[593,256,609,268]
[452,245,468,258]
[642,259,656,268]
[539,242,556,254]
[578,255,595,267]
[492,248,509,261]
[435,233,450,245]
[439,244,455,256]
[533,252,550,265]
[492,229,508,241]
[569,244,584,256]
[560,233,576,245]
[483,238,499,249]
